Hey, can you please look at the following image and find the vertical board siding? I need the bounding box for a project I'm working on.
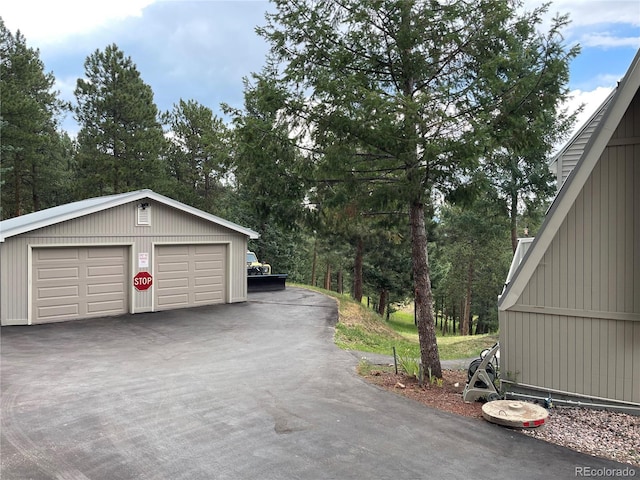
[501,311,640,403]
[519,144,637,315]
[636,144,640,315]
[1,200,250,325]
[0,244,28,324]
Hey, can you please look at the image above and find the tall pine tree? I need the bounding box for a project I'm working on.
[73,44,166,197]
[479,12,579,251]
[258,0,576,376]
[225,73,308,262]
[0,18,68,218]
[162,99,232,212]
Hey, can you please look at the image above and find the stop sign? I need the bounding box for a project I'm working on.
[133,271,153,291]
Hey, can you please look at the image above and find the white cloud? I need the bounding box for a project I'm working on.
[53,75,78,103]
[541,1,640,27]
[579,33,640,48]
[2,0,158,44]
[563,86,615,138]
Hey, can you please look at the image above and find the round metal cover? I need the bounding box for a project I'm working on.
[482,400,548,428]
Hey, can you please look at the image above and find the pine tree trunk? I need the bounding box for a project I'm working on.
[476,316,487,334]
[14,160,21,217]
[453,304,457,334]
[324,263,331,290]
[31,159,40,212]
[311,237,317,286]
[410,200,442,378]
[461,259,474,336]
[377,289,387,316]
[353,237,363,302]
[510,191,518,253]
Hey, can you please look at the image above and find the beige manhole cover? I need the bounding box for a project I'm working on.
[482,400,548,428]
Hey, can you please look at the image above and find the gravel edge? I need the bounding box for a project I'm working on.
[520,407,640,467]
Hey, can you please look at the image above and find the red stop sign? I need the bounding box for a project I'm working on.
[133,271,153,291]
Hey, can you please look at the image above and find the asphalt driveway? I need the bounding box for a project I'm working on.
[1,287,627,479]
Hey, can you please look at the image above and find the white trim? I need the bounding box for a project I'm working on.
[27,246,33,326]
[129,246,136,314]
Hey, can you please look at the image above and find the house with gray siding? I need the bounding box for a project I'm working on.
[498,49,640,409]
[0,189,258,326]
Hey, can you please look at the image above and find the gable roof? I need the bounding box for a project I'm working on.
[499,48,640,311]
[549,89,615,190]
[0,189,259,242]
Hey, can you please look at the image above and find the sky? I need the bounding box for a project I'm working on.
[2,0,640,143]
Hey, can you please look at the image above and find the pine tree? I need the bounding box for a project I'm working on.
[0,18,67,218]
[73,44,166,197]
[225,73,308,261]
[162,99,232,212]
[478,12,579,251]
[258,0,576,377]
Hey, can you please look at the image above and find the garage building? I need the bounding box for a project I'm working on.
[0,189,258,326]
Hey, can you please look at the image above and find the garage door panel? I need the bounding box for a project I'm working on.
[37,304,79,320]
[33,246,128,323]
[155,244,226,311]
[158,262,189,273]
[37,267,80,280]
[37,285,79,299]
[35,249,80,261]
[87,282,125,295]
[158,278,189,289]
[194,292,222,303]
[194,244,221,254]
[157,294,189,306]
[86,247,128,259]
[157,245,189,255]
[195,260,222,271]
[87,265,125,277]
[194,275,221,287]
[87,299,126,313]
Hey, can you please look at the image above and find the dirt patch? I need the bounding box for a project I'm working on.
[363,367,483,418]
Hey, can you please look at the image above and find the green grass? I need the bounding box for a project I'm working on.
[334,322,419,356]
[295,284,498,361]
[436,334,498,360]
[386,310,419,340]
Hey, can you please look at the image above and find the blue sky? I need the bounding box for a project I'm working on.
[3,0,639,141]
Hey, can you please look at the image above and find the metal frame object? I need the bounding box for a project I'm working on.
[462,343,501,403]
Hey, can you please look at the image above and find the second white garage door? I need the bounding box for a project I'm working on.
[154,244,226,311]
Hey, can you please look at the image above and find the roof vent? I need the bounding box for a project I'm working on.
[137,203,150,226]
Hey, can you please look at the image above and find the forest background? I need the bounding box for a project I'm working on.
[0,1,605,375]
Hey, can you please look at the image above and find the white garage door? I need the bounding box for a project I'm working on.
[154,244,226,311]
[32,246,129,324]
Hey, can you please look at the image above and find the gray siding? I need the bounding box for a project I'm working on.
[1,200,248,325]
[500,89,640,405]
[500,311,640,403]
[518,144,639,316]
